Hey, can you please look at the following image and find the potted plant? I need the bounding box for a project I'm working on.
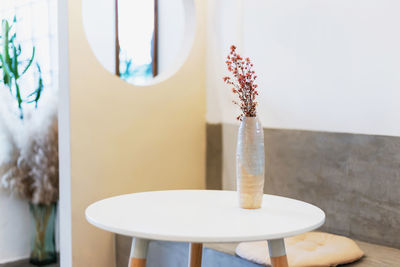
[223,45,265,209]
[0,18,58,266]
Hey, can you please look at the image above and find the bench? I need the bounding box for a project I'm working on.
[115,235,400,266]
[204,127,400,266]
[204,240,400,266]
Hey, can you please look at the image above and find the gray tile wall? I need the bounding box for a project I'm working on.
[207,123,400,249]
[206,124,223,190]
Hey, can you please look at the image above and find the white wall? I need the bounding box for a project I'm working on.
[207,0,400,137]
[206,0,241,125]
[0,191,31,263]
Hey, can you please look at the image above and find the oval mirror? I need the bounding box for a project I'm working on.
[82,0,192,86]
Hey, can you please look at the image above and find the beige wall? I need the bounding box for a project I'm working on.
[67,0,206,266]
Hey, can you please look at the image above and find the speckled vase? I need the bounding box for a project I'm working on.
[236,117,265,209]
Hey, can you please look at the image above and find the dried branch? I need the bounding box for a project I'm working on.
[223,45,259,121]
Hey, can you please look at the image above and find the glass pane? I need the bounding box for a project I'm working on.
[117,0,155,85]
[0,0,57,116]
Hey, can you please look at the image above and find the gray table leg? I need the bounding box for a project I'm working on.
[128,238,149,267]
[267,239,289,267]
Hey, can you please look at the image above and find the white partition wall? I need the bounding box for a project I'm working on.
[58,0,72,266]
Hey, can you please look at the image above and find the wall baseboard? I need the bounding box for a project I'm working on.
[206,124,223,190]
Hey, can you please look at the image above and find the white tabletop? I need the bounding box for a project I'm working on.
[86,190,325,243]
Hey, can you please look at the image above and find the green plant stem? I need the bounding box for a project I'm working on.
[0,18,43,119]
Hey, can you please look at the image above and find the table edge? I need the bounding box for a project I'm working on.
[86,211,325,242]
[85,190,326,242]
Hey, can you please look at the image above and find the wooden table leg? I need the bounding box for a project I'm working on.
[129,238,149,267]
[268,239,289,267]
[188,243,203,267]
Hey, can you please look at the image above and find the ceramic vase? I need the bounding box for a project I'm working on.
[29,202,57,266]
[236,117,265,209]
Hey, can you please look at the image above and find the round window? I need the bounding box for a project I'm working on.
[82,0,195,86]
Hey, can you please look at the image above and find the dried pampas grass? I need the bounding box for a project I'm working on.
[0,93,59,205]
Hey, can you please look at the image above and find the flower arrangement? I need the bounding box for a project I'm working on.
[223,45,264,209]
[0,17,58,205]
[0,100,58,205]
[0,16,58,265]
[223,45,259,121]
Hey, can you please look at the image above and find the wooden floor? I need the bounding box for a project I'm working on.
[0,259,59,267]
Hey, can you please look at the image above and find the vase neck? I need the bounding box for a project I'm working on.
[241,116,260,125]
[242,116,258,121]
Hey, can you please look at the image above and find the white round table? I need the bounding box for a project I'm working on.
[86,190,325,267]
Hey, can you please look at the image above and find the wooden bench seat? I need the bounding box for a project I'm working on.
[116,235,400,267]
[204,240,400,267]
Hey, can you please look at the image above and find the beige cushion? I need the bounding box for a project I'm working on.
[236,232,364,267]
